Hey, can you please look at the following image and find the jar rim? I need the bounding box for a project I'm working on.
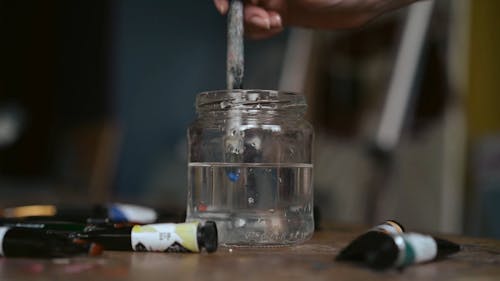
[196,89,307,112]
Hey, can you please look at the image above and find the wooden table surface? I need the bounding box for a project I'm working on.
[1,226,499,281]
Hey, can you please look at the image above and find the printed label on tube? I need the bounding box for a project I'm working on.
[396,233,437,266]
[131,222,199,252]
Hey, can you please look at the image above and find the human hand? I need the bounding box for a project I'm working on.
[213,0,419,39]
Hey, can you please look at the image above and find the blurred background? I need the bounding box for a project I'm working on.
[0,0,499,238]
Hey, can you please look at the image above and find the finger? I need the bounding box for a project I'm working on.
[213,0,229,14]
[246,0,283,11]
[245,5,272,30]
[246,25,284,40]
[267,10,282,29]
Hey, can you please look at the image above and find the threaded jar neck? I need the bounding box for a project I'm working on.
[195,90,307,118]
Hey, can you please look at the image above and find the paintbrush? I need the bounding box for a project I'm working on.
[227,0,244,89]
[224,0,245,176]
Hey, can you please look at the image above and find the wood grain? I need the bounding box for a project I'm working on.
[0,229,498,281]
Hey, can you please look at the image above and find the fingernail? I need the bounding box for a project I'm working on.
[249,16,271,29]
[271,14,282,28]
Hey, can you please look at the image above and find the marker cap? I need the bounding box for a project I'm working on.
[199,221,218,253]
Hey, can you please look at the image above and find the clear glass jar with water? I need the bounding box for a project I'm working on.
[186,90,314,246]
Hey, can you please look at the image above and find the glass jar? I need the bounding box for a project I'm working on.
[186,90,314,246]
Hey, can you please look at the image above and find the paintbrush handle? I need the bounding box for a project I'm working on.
[227,0,244,89]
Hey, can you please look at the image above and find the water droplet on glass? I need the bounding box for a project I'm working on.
[248,197,255,205]
[220,101,229,109]
[235,218,246,228]
[248,93,259,101]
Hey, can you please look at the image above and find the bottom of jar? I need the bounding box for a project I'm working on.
[187,209,314,247]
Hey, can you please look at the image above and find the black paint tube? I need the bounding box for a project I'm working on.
[0,226,102,258]
[337,231,460,270]
[76,221,218,253]
[336,220,405,261]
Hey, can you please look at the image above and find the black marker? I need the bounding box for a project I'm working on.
[0,218,87,233]
[1,203,184,224]
[0,226,102,258]
[76,221,218,253]
[0,218,138,237]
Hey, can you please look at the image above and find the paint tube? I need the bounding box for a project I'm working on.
[0,226,102,258]
[360,232,460,270]
[76,221,218,253]
[336,220,405,261]
[336,223,460,270]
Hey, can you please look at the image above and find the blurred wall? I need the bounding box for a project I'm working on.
[0,0,287,207]
[111,0,288,207]
[466,0,500,238]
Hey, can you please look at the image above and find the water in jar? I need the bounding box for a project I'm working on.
[187,162,314,246]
